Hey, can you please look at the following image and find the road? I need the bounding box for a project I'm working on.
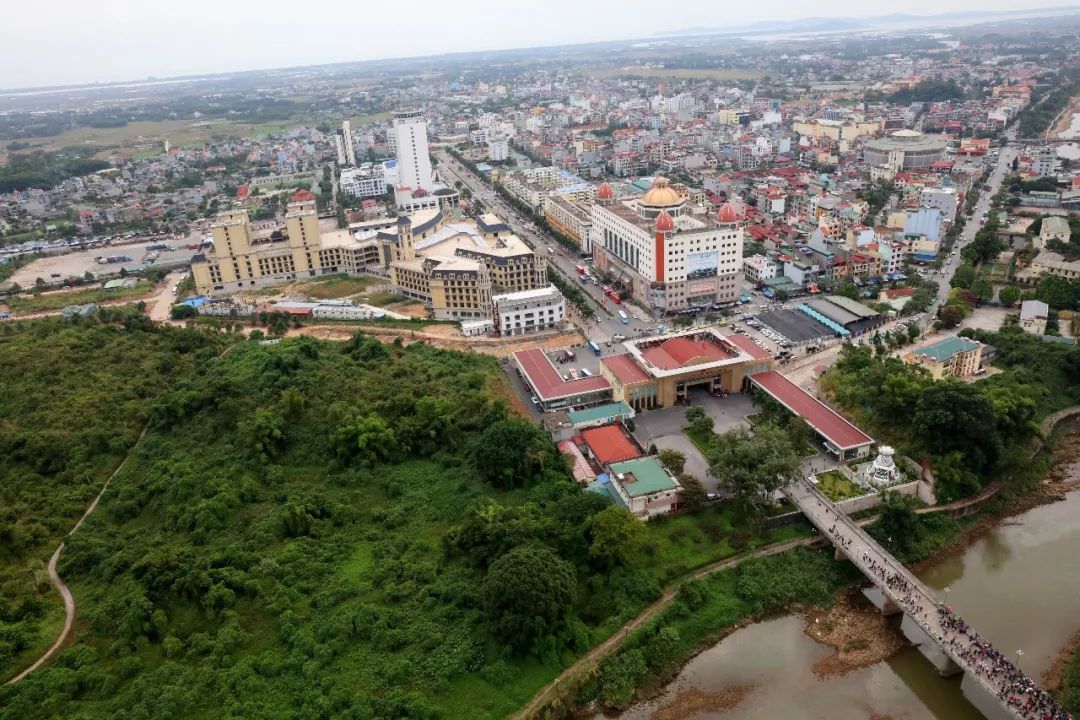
[925,131,1018,324]
[434,150,699,346]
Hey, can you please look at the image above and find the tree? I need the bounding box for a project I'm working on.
[998,284,1021,308]
[471,418,553,488]
[335,412,399,466]
[913,381,1000,475]
[588,505,645,568]
[170,304,197,320]
[239,408,286,461]
[836,281,860,301]
[905,287,934,314]
[951,264,976,290]
[678,473,707,511]
[939,304,963,328]
[657,448,686,475]
[482,545,576,655]
[710,423,800,516]
[906,323,920,343]
[1035,274,1080,310]
[970,278,994,303]
[869,492,921,557]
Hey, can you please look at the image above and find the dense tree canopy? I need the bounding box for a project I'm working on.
[471,418,557,488]
[482,545,577,655]
[709,424,801,514]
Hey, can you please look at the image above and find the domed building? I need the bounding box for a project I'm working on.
[863,129,947,170]
[588,177,744,314]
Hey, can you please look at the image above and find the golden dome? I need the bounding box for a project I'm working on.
[640,177,683,208]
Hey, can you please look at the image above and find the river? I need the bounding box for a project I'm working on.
[609,450,1080,720]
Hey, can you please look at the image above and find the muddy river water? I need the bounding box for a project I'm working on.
[610,455,1080,720]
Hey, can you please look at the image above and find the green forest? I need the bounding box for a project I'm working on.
[0,314,229,679]
[0,322,805,720]
[820,329,1080,501]
[0,150,111,192]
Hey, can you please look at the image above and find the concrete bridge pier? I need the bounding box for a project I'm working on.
[961,673,1016,720]
[900,615,963,677]
[862,586,902,616]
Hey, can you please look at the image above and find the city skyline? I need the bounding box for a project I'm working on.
[3,0,1080,90]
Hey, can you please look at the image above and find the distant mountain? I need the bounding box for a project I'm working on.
[655,6,1080,38]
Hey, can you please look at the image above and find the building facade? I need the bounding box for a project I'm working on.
[393,109,434,193]
[589,177,744,313]
[906,336,984,379]
[543,194,593,252]
[492,285,565,336]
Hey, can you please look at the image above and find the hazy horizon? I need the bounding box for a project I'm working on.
[2,0,1078,90]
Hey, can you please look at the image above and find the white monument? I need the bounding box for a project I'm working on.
[863,445,902,487]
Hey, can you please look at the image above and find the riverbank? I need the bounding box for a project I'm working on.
[568,424,1080,720]
[1037,428,1080,714]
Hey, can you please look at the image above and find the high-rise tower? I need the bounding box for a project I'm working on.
[393,109,434,192]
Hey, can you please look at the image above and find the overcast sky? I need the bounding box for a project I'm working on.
[2,0,1076,89]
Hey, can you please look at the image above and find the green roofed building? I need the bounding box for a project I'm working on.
[908,336,983,379]
[567,401,634,429]
[605,456,682,519]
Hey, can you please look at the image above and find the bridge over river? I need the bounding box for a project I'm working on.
[786,478,1071,720]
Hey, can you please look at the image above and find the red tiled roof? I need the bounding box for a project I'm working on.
[641,336,731,370]
[557,440,596,483]
[580,424,642,465]
[725,333,772,361]
[602,353,650,384]
[750,371,872,450]
[514,348,610,401]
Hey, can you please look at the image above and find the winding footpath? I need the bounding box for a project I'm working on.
[509,532,832,720]
[5,424,151,685]
[5,342,244,686]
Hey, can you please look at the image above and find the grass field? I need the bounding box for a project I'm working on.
[2,281,153,313]
[6,119,297,161]
[815,470,864,502]
[367,290,414,307]
[293,274,382,299]
[980,262,1012,282]
[590,67,763,81]
[349,111,392,126]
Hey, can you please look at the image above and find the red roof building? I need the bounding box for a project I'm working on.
[641,335,732,370]
[580,424,643,465]
[749,371,873,455]
[602,354,650,385]
[513,348,611,409]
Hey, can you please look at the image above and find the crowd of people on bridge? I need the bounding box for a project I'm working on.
[813,495,1072,720]
[937,606,1072,720]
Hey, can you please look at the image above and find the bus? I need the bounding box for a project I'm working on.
[587,340,602,356]
[607,290,622,304]
[618,310,629,324]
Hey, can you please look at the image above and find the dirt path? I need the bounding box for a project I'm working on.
[5,423,150,685]
[509,533,823,720]
[5,343,242,685]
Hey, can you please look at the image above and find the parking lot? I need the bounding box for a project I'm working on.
[631,390,755,492]
[753,309,834,345]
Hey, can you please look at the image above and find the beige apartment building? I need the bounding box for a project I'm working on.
[905,336,984,379]
[192,204,546,322]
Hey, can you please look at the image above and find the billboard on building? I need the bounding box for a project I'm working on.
[687,251,718,281]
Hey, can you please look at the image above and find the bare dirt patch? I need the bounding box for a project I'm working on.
[802,595,906,676]
[649,685,757,720]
